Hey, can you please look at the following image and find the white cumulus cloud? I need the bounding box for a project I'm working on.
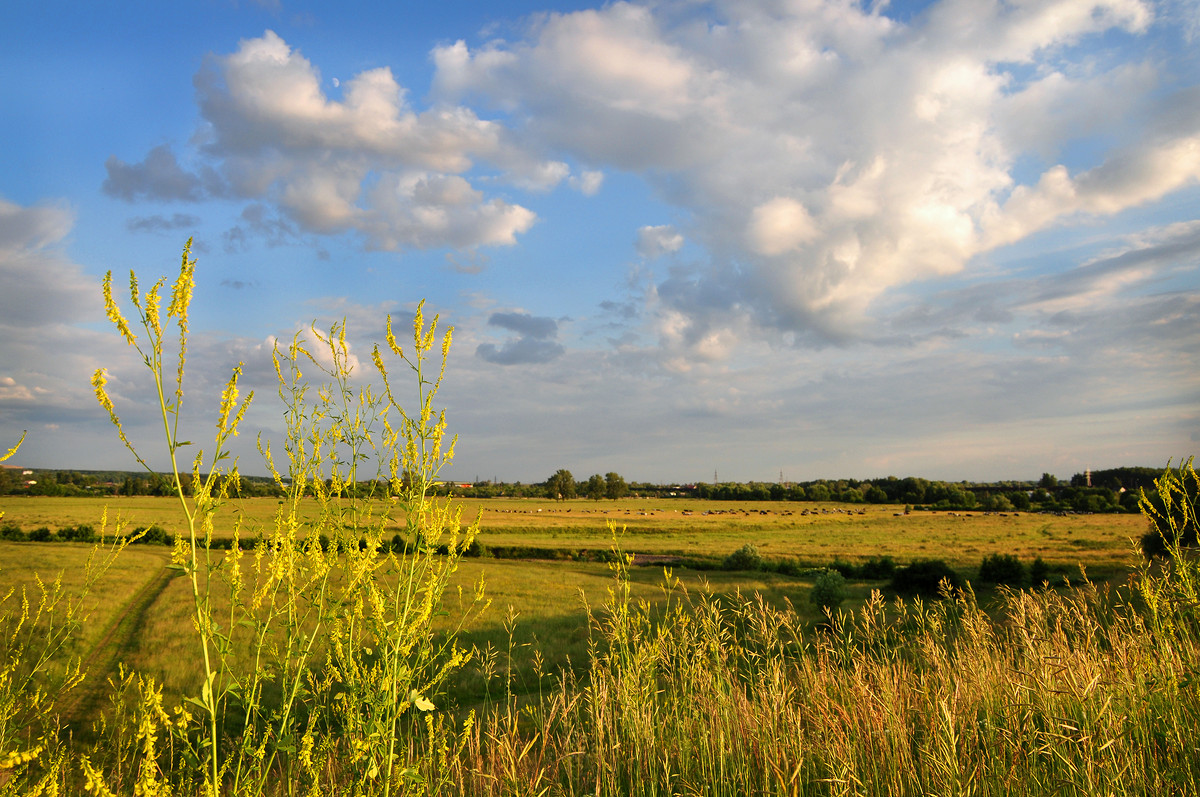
[432,0,1195,351]
[108,31,552,253]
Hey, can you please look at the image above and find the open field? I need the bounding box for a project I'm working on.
[0,494,1148,571]
[0,537,863,711]
[0,495,1147,708]
[0,490,1182,795]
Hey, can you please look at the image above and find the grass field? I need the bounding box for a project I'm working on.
[0,495,1146,709]
[0,491,1173,795]
[0,494,1146,570]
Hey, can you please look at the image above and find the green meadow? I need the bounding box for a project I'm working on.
[0,495,1150,717]
[1,489,1197,795]
[0,493,1146,568]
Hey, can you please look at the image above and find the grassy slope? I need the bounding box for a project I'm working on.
[0,495,1148,730]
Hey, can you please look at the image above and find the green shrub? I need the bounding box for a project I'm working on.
[827,555,895,580]
[460,539,488,558]
[27,526,52,542]
[978,553,1026,586]
[809,569,847,614]
[774,558,803,577]
[891,559,962,596]
[722,543,763,571]
[58,523,96,542]
[830,558,855,578]
[0,522,25,541]
[859,555,896,580]
[131,524,171,545]
[1029,556,1052,587]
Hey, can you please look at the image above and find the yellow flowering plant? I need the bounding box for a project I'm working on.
[94,241,485,796]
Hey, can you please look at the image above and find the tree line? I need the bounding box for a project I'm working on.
[0,466,1149,513]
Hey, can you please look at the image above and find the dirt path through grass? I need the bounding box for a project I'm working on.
[61,551,177,731]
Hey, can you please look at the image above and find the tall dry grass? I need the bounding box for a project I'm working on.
[442,497,1200,796]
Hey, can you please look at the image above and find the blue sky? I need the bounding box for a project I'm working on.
[1,0,1197,484]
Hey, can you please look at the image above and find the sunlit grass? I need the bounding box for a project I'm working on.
[0,495,1147,573]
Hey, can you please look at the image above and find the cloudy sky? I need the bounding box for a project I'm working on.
[1,0,1197,485]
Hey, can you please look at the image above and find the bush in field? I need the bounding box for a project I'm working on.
[809,568,846,615]
[58,524,96,542]
[831,555,897,580]
[0,522,25,541]
[723,543,763,571]
[1139,458,1199,557]
[27,526,52,542]
[131,524,171,545]
[859,555,897,580]
[1029,556,1052,587]
[978,553,1026,586]
[891,559,962,596]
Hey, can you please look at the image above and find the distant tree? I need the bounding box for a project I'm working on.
[981,493,1014,512]
[585,474,605,500]
[604,472,628,500]
[546,469,576,501]
[1008,491,1032,510]
[839,487,864,503]
[864,486,889,503]
[900,477,928,504]
[807,484,830,502]
[1039,473,1059,489]
[28,473,63,497]
[147,474,174,497]
[1073,490,1116,513]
